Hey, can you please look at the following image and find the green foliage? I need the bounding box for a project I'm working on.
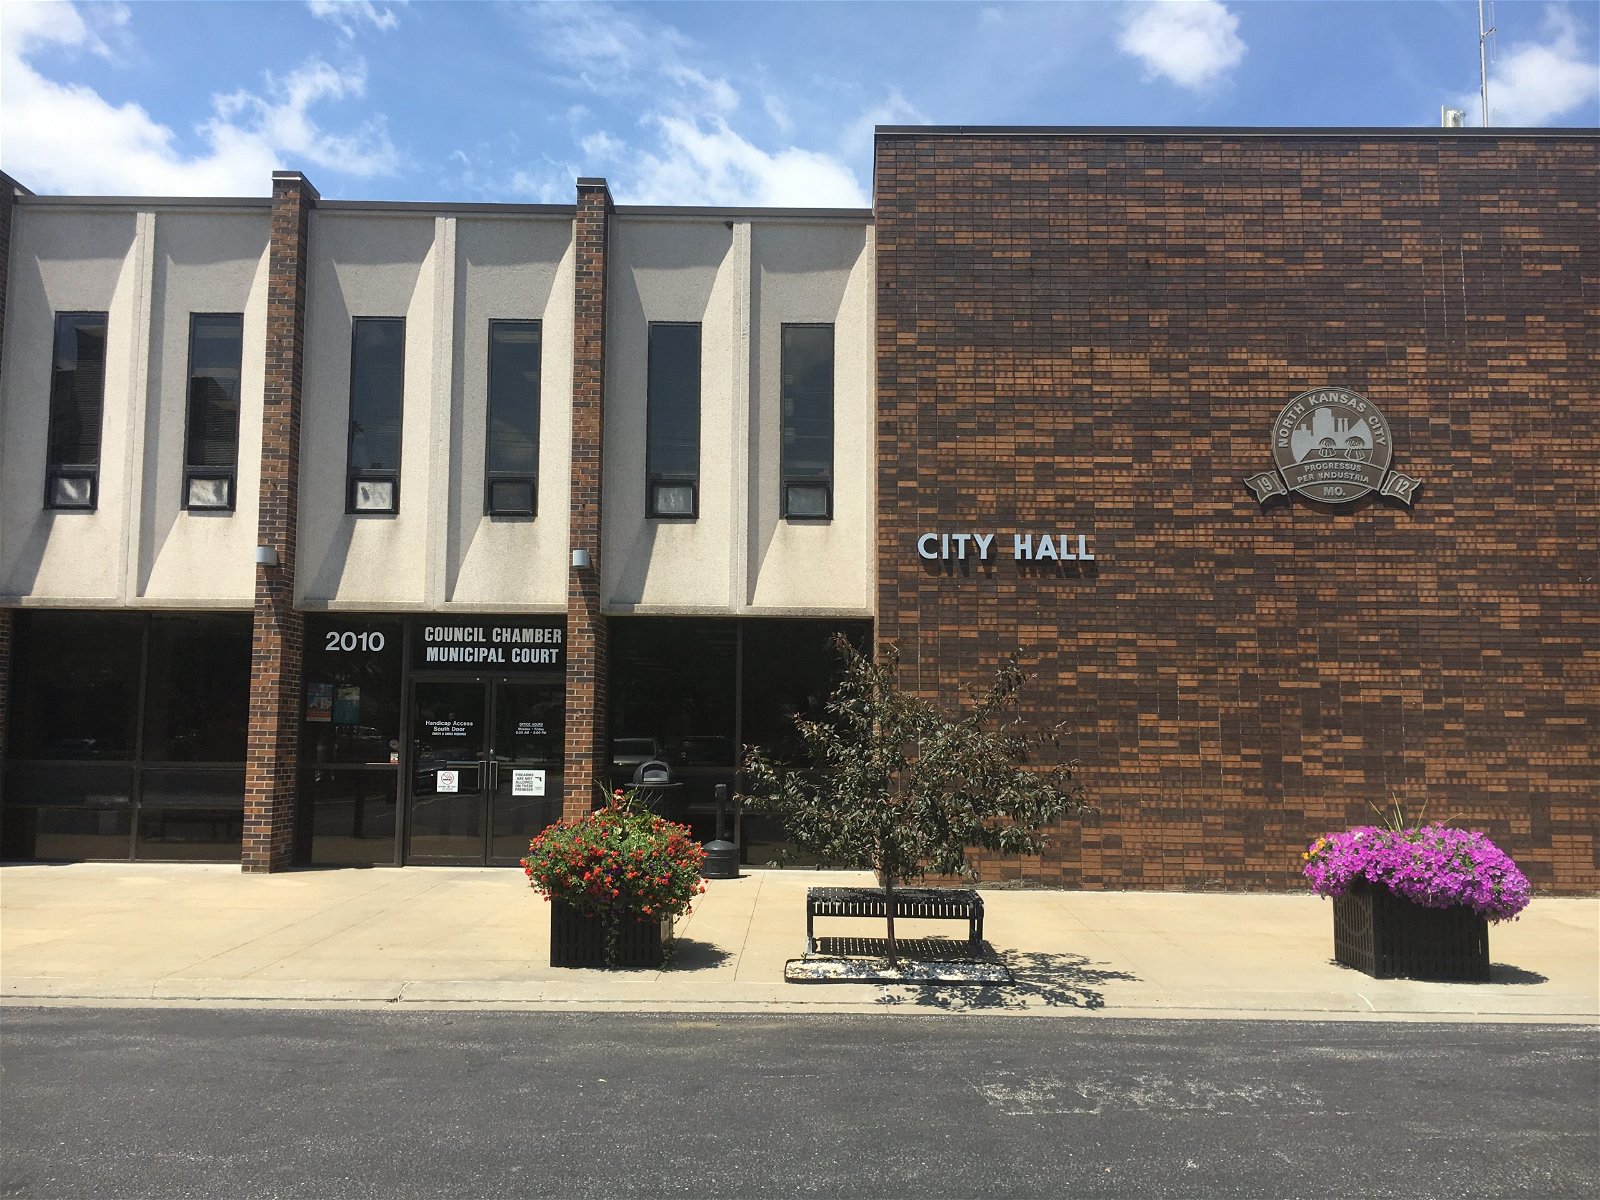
[741,638,1089,891]
[521,792,706,922]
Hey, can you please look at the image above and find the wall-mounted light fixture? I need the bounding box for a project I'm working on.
[571,548,591,570]
[254,545,279,567]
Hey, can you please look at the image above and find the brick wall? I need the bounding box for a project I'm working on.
[243,171,317,872]
[563,179,613,818]
[874,131,1599,894]
[0,173,19,768]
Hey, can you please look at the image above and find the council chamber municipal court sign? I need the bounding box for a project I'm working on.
[1245,387,1421,506]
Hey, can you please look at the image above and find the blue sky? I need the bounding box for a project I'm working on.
[3,0,1596,204]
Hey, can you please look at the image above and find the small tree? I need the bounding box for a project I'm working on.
[741,638,1089,963]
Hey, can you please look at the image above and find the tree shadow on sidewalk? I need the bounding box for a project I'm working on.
[872,947,1138,1011]
[664,939,733,971]
[1488,963,1549,985]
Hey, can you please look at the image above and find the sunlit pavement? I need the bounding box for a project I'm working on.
[2,861,1595,1022]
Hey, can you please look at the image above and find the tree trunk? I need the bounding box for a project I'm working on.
[883,872,898,965]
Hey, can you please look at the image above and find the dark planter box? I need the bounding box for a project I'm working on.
[549,899,672,969]
[1332,881,1491,981]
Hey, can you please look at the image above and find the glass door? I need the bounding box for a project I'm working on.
[489,678,565,864]
[408,678,489,862]
[408,675,565,865]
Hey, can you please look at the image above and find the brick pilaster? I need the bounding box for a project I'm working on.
[243,171,317,872]
[563,179,613,818]
[0,172,26,774]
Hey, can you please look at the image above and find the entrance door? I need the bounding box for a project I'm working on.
[408,676,564,865]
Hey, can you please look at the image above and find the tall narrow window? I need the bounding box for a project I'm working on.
[485,320,541,517]
[346,317,405,514]
[781,324,833,519]
[45,312,109,510]
[183,314,243,511]
[646,322,700,519]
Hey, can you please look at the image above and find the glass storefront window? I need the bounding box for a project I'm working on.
[8,612,142,760]
[607,617,872,863]
[303,769,399,866]
[3,611,252,862]
[740,620,870,764]
[142,614,252,761]
[609,618,737,777]
[302,616,405,766]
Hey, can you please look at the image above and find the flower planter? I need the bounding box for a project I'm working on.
[549,899,673,969]
[1332,881,1491,982]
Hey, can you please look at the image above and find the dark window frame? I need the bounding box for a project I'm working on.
[484,318,541,518]
[645,321,701,521]
[44,311,110,512]
[779,322,834,521]
[181,312,244,512]
[345,316,405,516]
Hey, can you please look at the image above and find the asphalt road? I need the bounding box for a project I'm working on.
[1,1009,1595,1199]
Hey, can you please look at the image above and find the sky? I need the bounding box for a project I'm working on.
[2,0,1597,206]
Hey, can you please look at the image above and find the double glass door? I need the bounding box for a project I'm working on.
[408,675,563,864]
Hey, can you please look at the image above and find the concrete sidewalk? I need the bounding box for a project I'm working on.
[2,862,1595,1023]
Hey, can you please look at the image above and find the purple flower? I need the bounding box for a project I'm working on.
[1301,824,1531,922]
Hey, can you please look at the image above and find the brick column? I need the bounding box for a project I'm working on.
[243,171,317,872]
[563,178,613,818]
[0,172,26,770]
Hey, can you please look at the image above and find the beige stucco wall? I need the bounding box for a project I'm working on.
[602,213,873,616]
[2,199,870,620]
[446,216,574,611]
[297,210,576,612]
[297,212,438,609]
[603,217,739,611]
[1,204,269,609]
[139,211,270,605]
[747,220,874,613]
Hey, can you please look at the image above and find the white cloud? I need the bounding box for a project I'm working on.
[762,91,793,135]
[307,1,400,38]
[621,116,865,208]
[510,0,870,206]
[663,63,740,116]
[0,0,401,194]
[1452,4,1599,126]
[532,1,694,97]
[840,88,928,162]
[1118,0,1246,90]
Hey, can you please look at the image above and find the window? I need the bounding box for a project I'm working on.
[45,312,109,510]
[346,317,405,514]
[1,610,252,863]
[485,320,540,516]
[781,324,834,519]
[183,314,243,510]
[646,323,700,518]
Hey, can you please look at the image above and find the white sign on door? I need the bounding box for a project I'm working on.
[512,769,546,797]
[436,769,459,794]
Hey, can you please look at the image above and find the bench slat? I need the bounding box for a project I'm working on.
[804,886,985,954]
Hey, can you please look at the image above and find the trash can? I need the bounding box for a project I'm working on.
[701,783,740,879]
[630,759,681,817]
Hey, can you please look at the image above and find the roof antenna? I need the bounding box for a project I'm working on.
[1478,0,1496,126]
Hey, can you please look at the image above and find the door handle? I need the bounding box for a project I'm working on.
[486,760,498,791]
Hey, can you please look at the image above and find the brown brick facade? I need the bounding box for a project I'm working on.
[243,171,317,872]
[0,173,20,767]
[874,131,1599,894]
[563,179,614,818]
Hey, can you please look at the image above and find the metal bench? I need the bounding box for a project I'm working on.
[805,886,984,955]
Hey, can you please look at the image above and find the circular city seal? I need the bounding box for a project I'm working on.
[1269,387,1394,503]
